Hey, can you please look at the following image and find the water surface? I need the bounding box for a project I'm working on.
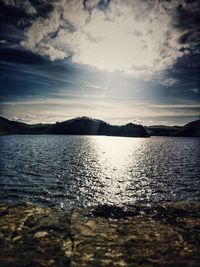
[0,135,199,210]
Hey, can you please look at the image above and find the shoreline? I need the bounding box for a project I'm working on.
[0,202,199,266]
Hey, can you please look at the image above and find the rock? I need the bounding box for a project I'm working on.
[0,202,199,267]
[0,202,71,267]
[33,231,48,238]
[70,204,200,267]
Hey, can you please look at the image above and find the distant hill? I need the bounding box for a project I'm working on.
[145,125,181,136]
[0,116,28,134]
[1,116,199,137]
[46,117,148,137]
[173,120,200,137]
[0,116,51,135]
[0,116,149,137]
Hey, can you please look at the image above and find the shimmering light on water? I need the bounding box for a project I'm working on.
[0,135,199,210]
[80,137,148,206]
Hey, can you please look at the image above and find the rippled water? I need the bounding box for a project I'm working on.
[0,135,199,210]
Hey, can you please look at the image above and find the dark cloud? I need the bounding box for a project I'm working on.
[0,0,53,44]
[0,47,49,64]
[173,1,200,47]
[83,0,110,11]
[168,54,200,95]
[97,0,111,10]
[0,5,26,44]
[30,1,53,17]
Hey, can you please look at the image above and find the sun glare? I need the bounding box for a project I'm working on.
[68,4,176,75]
[79,136,148,206]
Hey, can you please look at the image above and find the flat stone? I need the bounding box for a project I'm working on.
[33,231,48,238]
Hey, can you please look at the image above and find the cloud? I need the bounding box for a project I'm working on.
[173,1,200,46]
[1,0,37,15]
[150,104,200,109]
[191,88,199,94]
[16,0,199,75]
[0,1,199,127]
[158,78,179,87]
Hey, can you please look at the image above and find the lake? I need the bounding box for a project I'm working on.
[0,135,199,211]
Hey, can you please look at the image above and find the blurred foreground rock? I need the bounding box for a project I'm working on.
[0,202,199,267]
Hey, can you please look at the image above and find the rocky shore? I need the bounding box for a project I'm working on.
[0,202,199,267]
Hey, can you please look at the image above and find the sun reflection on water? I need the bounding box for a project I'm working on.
[79,136,152,206]
[1,135,199,210]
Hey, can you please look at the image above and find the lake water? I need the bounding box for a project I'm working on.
[0,135,199,211]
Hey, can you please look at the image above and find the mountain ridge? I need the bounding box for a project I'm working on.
[0,116,149,137]
[173,119,200,137]
[0,116,200,137]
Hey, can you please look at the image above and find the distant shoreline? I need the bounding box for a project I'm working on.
[1,116,200,137]
[1,133,200,138]
[0,133,150,138]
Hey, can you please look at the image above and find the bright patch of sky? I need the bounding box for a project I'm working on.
[21,0,188,76]
[0,0,199,125]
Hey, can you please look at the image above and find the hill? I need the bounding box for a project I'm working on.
[145,125,181,136]
[0,116,28,134]
[0,116,149,137]
[173,119,200,137]
[1,116,199,137]
[0,116,51,135]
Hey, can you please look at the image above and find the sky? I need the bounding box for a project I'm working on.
[0,0,200,126]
